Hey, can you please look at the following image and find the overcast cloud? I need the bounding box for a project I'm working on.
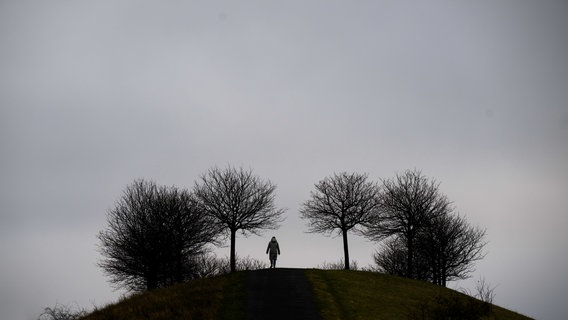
[1,1,567,319]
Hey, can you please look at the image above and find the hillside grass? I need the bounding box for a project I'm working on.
[80,269,532,320]
[305,269,533,320]
[82,272,245,320]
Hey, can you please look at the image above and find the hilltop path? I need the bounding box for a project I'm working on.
[245,268,322,320]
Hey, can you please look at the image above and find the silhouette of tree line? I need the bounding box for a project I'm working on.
[98,166,485,292]
[301,169,486,287]
[98,165,283,291]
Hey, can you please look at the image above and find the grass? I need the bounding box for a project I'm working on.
[304,269,533,320]
[80,269,532,320]
[82,272,246,320]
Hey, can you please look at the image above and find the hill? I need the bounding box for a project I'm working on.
[81,269,533,320]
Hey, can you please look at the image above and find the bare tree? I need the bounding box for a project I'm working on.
[98,179,218,291]
[420,212,486,286]
[193,166,285,273]
[373,212,486,286]
[365,169,451,278]
[300,172,380,270]
[368,170,486,286]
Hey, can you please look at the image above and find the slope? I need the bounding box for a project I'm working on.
[306,269,533,320]
[81,269,533,320]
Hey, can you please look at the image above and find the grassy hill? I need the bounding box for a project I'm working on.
[82,269,532,320]
[305,269,532,320]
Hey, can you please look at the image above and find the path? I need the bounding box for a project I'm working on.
[245,268,323,320]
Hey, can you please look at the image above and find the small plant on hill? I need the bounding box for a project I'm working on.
[474,277,496,306]
[194,253,269,277]
[318,259,360,270]
[217,254,269,273]
[38,303,87,320]
[458,276,497,316]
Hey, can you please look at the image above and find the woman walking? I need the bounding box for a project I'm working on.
[266,236,281,268]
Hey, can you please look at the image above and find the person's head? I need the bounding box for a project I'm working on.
[271,236,276,241]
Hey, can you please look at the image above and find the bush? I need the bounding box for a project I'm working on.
[193,253,268,277]
[317,259,359,270]
[38,303,87,320]
[215,254,268,274]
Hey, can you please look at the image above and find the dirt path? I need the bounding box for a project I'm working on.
[245,268,322,320]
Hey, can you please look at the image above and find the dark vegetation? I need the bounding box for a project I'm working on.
[302,169,486,287]
[97,179,218,291]
[366,169,486,286]
[99,168,484,292]
[98,165,283,292]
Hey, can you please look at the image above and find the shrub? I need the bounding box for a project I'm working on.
[318,259,359,270]
[38,303,87,320]
[194,253,268,277]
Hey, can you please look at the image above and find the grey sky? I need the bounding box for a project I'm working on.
[1,1,567,319]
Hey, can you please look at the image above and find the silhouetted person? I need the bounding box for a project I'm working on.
[266,236,280,268]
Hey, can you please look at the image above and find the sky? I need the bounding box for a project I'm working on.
[1,1,567,319]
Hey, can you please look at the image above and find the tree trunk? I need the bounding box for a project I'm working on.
[146,261,158,290]
[146,268,158,290]
[407,236,413,278]
[342,228,350,270]
[230,229,236,273]
[441,264,447,287]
